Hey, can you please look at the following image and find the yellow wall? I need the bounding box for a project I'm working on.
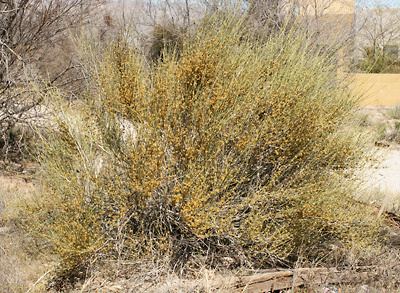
[352,74,400,106]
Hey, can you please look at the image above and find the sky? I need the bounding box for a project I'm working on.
[358,0,400,7]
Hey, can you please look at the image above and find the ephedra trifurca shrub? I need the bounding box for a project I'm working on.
[24,15,382,281]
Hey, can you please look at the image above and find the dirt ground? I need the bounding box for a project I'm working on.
[362,147,400,208]
[0,175,50,293]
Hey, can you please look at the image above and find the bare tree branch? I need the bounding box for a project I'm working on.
[0,0,103,158]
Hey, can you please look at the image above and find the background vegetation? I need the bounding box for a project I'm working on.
[356,47,400,73]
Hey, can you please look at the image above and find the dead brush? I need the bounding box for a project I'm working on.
[147,22,184,63]
[22,14,384,287]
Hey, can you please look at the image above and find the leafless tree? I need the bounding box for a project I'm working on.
[0,0,103,157]
[356,3,400,61]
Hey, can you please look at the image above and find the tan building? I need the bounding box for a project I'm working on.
[296,0,355,15]
[290,0,356,69]
[295,0,356,44]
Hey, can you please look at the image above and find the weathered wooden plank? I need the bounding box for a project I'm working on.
[234,267,380,292]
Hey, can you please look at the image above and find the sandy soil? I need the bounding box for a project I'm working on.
[356,106,400,211]
[364,147,400,192]
[359,146,400,214]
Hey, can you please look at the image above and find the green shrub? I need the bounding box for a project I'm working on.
[374,108,400,143]
[24,15,383,283]
[389,121,400,143]
[389,105,400,120]
[357,47,400,73]
[375,122,388,141]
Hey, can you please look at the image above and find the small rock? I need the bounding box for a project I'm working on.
[322,286,338,293]
[359,284,370,293]
[375,140,390,147]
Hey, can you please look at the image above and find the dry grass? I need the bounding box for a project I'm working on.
[74,261,237,293]
[0,175,51,293]
[389,106,400,120]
